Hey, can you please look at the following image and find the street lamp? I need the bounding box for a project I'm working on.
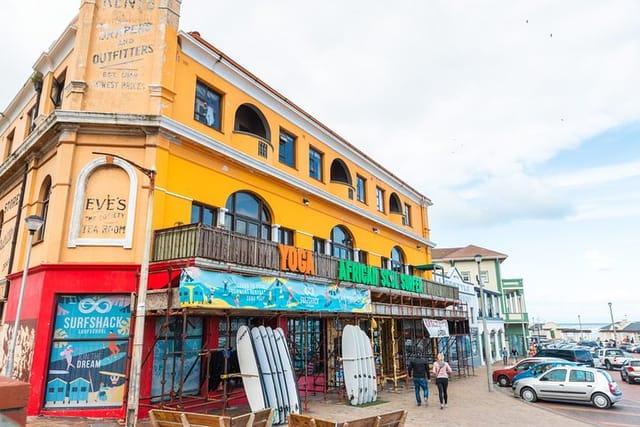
[94,152,155,427]
[4,214,44,378]
[578,314,583,341]
[608,302,617,346]
[474,254,493,392]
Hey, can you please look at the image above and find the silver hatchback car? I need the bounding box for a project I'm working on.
[513,366,622,409]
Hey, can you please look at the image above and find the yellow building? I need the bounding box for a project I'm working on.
[0,1,468,421]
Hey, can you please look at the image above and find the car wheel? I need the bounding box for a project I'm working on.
[520,387,537,402]
[605,360,612,370]
[591,392,611,409]
[497,375,510,387]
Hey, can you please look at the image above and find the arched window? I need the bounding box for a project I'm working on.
[389,192,402,214]
[224,191,272,240]
[38,176,52,241]
[330,159,352,185]
[330,225,354,260]
[390,246,405,272]
[234,103,271,141]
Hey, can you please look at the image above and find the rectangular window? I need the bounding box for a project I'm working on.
[313,237,326,254]
[380,256,389,269]
[403,203,412,225]
[358,250,368,264]
[191,202,217,226]
[194,81,222,131]
[50,70,66,108]
[279,130,296,167]
[461,271,470,282]
[356,175,366,203]
[376,187,385,212]
[480,271,489,284]
[2,129,15,161]
[258,141,268,158]
[26,106,37,135]
[309,147,323,181]
[279,227,294,246]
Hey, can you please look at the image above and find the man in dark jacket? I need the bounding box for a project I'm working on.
[408,352,430,406]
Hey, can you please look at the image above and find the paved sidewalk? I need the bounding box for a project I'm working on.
[26,364,592,427]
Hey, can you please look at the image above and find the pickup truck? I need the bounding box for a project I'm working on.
[598,348,632,370]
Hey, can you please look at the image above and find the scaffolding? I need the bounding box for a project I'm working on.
[132,273,472,416]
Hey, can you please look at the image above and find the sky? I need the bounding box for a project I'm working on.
[2,1,639,325]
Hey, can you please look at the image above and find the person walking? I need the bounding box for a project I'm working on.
[501,347,508,364]
[407,352,430,406]
[432,353,452,409]
[511,348,518,362]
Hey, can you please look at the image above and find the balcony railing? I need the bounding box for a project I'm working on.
[152,224,457,300]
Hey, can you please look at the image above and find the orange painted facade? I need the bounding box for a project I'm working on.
[0,1,466,422]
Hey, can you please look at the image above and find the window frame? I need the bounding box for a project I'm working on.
[308,147,323,181]
[356,175,366,203]
[376,187,385,213]
[194,80,222,131]
[278,129,296,168]
[191,202,217,227]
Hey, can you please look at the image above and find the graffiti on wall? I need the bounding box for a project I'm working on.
[0,320,37,382]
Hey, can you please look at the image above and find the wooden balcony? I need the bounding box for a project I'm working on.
[152,224,457,300]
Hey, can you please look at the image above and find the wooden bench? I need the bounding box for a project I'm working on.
[246,408,274,427]
[149,409,230,427]
[341,410,407,427]
[288,410,407,427]
[149,407,274,427]
[288,413,337,427]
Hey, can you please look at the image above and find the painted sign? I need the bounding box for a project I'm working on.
[79,166,129,240]
[337,259,424,293]
[45,295,131,409]
[0,187,21,275]
[91,1,157,93]
[422,318,450,338]
[278,244,314,274]
[179,267,371,313]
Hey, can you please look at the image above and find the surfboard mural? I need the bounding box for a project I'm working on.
[238,326,301,425]
[179,267,371,313]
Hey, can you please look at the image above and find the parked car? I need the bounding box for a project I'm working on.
[513,366,622,409]
[577,341,601,349]
[631,345,640,354]
[511,360,579,388]
[492,357,562,387]
[620,359,640,384]
[535,348,594,367]
[597,348,632,370]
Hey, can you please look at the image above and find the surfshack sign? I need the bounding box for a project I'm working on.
[179,267,371,313]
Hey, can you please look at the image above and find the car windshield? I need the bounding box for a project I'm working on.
[608,350,624,356]
[630,361,640,367]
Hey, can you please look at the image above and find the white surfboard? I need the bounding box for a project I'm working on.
[341,325,360,405]
[275,327,301,416]
[265,327,290,421]
[358,329,377,403]
[251,327,279,424]
[355,327,368,404]
[258,326,285,425]
[236,325,266,412]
